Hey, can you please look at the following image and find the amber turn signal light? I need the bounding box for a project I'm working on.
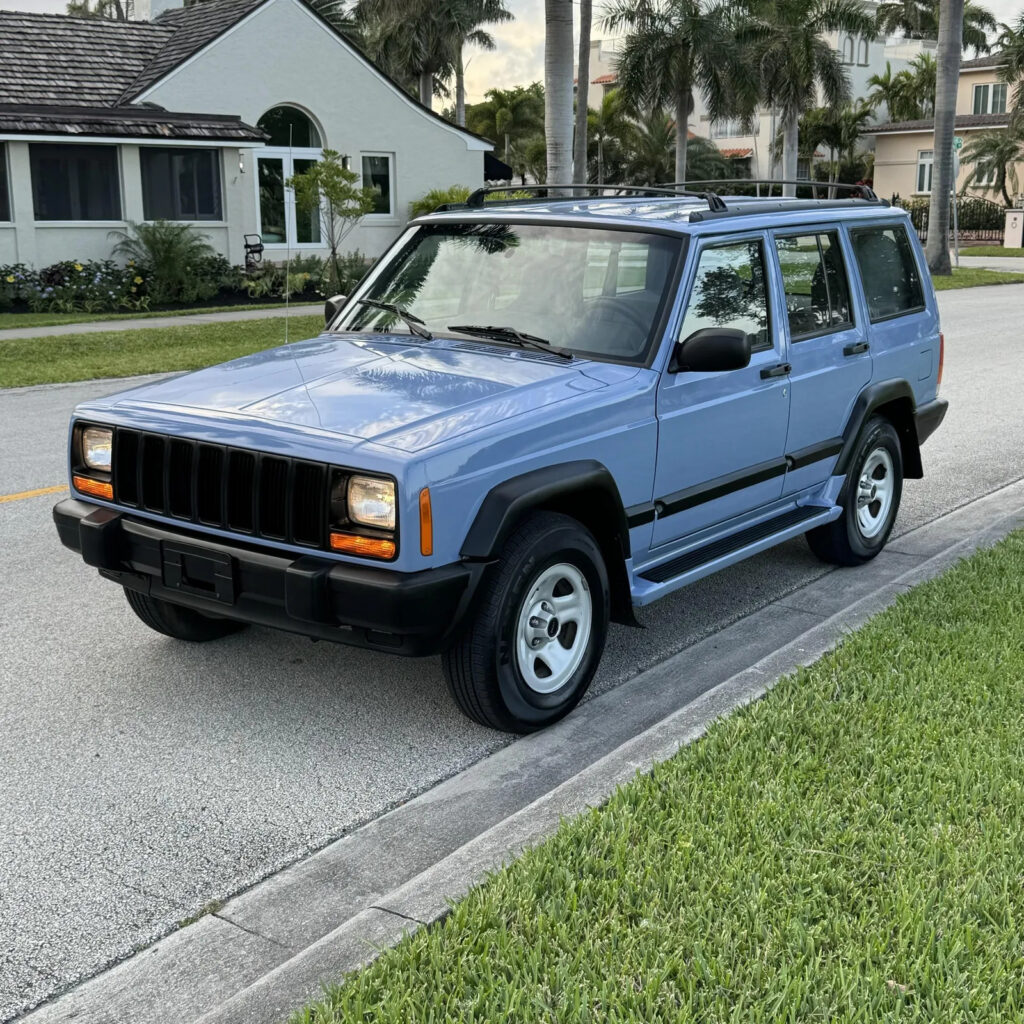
[329,532,396,560]
[73,475,113,501]
[419,487,433,556]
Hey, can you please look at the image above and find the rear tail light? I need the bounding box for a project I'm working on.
[937,332,944,394]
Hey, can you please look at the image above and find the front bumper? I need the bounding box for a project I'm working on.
[53,498,481,656]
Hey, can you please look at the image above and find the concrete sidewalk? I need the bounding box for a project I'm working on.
[953,254,1024,273]
[0,304,322,341]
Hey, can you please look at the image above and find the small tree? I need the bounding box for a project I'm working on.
[286,150,376,294]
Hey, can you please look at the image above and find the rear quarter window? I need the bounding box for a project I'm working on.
[850,223,925,322]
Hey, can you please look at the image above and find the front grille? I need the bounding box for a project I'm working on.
[113,428,329,548]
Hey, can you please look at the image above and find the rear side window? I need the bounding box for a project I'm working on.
[678,240,771,351]
[775,231,853,339]
[850,224,925,322]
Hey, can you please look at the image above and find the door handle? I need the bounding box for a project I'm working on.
[760,363,791,379]
[843,341,870,356]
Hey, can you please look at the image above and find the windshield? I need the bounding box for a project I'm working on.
[337,222,682,364]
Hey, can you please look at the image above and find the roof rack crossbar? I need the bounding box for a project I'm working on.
[667,179,881,201]
[453,183,728,213]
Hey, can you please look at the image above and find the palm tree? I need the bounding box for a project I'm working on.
[960,128,1024,204]
[622,107,678,184]
[545,0,574,186]
[450,0,514,127]
[573,0,593,185]
[868,54,936,121]
[747,0,875,195]
[926,0,965,275]
[587,90,631,183]
[604,0,738,182]
[875,0,995,55]
[997,15,1024,116]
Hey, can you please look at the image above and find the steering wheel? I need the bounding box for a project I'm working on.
[586,296,650,335]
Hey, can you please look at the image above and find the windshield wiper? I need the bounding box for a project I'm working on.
[356,298,433,341]
[447,324,573,361]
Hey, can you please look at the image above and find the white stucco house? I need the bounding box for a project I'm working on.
[0,0,492,269]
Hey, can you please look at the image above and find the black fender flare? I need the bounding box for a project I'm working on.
[835,379,923,480]
[460,460,638,626]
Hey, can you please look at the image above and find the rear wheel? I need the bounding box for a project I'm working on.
[442,511,610,733]
[124,589,247,642]
[806,415,903,566]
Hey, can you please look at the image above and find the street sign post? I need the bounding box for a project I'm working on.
[952,140,961,268]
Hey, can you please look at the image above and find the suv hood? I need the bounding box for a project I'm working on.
[106,333,631,453]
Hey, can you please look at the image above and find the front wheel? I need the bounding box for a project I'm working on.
[806,415,903,566]
[442,511,610,732]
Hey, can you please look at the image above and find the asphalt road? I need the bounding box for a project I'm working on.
[2,285,1022,1021]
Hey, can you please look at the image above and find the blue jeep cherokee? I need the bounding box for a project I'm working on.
[54,184,947,732]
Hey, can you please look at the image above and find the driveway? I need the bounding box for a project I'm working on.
[2,285,1023,1022]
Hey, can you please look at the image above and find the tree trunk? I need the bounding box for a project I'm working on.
[781,111,799,197]
[545,0,574,189]
[674,90,690,183]
[419,71,433,110]
[573,0,592,186]
[926,0,964,275]
[456,48,466,127]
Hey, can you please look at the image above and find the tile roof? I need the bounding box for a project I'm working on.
[720,147,753,159]
[0,11,171,107]
[592,73,617,85]
[0,103,266,142]
[960,53,1005,70]
[870,112,1010,133]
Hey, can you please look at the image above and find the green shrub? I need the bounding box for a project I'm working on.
[409,185,472,218]
[109,220,219,305]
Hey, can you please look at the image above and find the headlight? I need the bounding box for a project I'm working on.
[347,475,396,530]
[81,426,113,472]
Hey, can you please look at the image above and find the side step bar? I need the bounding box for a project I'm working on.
[638,505,836,589]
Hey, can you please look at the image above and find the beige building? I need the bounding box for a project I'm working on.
[871,55,1011,201]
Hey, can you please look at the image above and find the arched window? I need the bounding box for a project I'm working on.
[857,39,869,65]
[255,105,324,248]
[843,36,855,64]
[257,105,323,148]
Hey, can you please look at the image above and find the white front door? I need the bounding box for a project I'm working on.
[256,146,323,250]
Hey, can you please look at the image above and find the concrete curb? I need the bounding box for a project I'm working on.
[19,478,1024,1024]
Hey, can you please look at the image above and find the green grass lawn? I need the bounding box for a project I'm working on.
[294,531,1024,1024]
[932,266,1024,290]
[0,301,314,332]
[0,315,322,388]
[961,245,1024,258]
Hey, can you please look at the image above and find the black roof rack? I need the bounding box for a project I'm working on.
[668,179,883,202]
[437,183,728,213]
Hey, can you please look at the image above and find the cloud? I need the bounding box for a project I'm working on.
[463,0,546,104]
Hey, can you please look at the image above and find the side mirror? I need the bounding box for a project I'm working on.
[670,328,751,374]
[324,294,347,327]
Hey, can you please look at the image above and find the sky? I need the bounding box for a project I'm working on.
[1,0,1022,105]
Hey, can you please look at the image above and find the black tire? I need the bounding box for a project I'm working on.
[806,415,903,566]
[441,511,610,733]
[124,588,247,642]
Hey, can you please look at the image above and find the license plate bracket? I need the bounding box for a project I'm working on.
[162,542,236,604]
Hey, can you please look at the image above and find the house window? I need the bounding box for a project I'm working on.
[257,105,323,148]
[255,105,324,248]
[362,153,393,216]
[975,163,997,187]
[140,148,222,221]
[857,39,869,65]
[916,150,933,193]
[842,35,855,64]
[0,144,9,222]
[973,83,1007,114]
[30,144,121,221]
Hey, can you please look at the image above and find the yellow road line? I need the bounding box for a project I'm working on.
[0,484,67,504]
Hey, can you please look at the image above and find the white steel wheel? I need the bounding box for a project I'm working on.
[856,447,895,539]
[514,562,593,695]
